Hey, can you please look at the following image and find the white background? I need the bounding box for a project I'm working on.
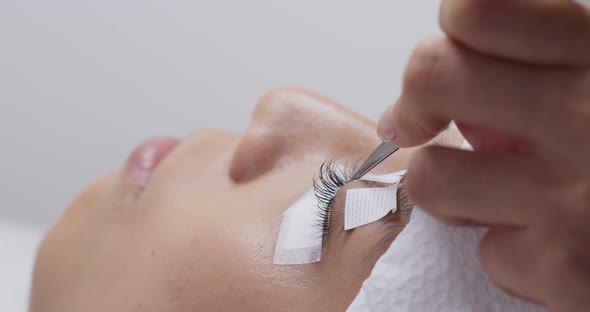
[0,1,440,310]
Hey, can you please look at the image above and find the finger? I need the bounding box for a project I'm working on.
[455,122,530,155]
[440,0,590,66]
[405,145,552,226]
[479,227,544,304]
[381,38,584,148]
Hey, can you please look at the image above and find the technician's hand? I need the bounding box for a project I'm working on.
[377,1,590,311]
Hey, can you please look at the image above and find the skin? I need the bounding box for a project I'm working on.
[377,1,590,311]
[30,87,462,312]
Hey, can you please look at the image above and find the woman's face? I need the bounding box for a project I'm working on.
[30,88,462,312]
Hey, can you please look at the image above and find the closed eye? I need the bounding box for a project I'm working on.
[312,159,412,251]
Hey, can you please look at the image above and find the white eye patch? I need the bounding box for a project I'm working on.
[344,184,398,230]
[345,170,405,231]
[273,170,406,265]
[273,190,323,265]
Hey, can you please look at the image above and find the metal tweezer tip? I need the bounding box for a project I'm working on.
[349,141,400,181]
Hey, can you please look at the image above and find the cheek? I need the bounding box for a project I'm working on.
[31,174,122,297]
[31,215,137,310]
[129,192,322,309]
[126,208,267,310]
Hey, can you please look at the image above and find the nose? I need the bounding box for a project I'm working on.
[229,87,382,183]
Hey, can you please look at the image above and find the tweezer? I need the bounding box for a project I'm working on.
[349,141,400,181]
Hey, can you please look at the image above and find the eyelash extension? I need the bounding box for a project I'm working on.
[312,160,352,241]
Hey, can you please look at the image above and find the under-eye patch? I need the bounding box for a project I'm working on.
[272,169,405,265]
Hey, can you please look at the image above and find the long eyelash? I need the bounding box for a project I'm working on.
[312,160,352,241]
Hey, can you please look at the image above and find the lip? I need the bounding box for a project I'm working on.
[126,137,180,196]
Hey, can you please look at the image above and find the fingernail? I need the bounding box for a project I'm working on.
[377,105,396,142]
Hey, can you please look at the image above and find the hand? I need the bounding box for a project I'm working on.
[377,1,590,311]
